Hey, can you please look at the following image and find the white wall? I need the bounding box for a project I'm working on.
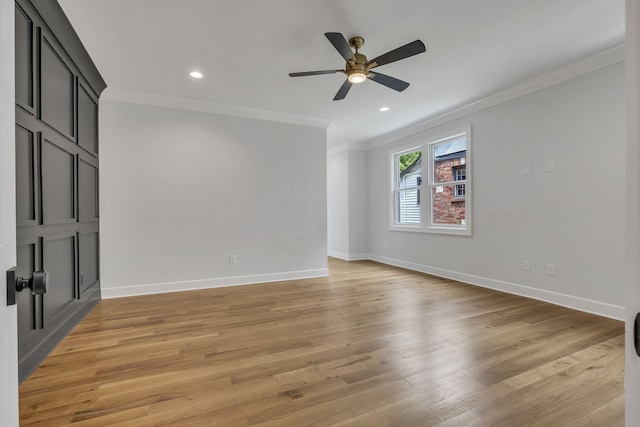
[366,62,625,318]
[100,101,328,297]
[327,148,369,260]
[0,0,18,424]
[327,150,349,258]
[348,150,368,256]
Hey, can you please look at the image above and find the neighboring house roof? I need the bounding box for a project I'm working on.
[435,151,466,162]
[435,138,466,162]
[434,138,466,156]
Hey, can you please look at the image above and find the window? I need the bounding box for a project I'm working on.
[452,165,466,199]
[390,127,471,235]
[394,149,422,224]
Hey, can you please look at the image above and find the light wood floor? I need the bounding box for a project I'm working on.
[19,258,624,426]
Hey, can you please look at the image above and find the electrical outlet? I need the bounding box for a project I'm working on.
[229,254,237,264]
[546,160,556,172]
[523,163,531,175]
[523,260,531,271]
[546,264,555,275]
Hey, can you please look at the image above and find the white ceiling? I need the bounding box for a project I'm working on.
[59,0,624,147]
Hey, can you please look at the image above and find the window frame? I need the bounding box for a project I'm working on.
[389,126,472,236]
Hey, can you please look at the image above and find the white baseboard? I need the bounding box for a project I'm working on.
[327,251,369,261]
[367,253,625,321]
[101,268,329,299]
[103,255,625,320]
[327,250,348,260]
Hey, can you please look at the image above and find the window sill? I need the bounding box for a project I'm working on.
[389,224,471,236]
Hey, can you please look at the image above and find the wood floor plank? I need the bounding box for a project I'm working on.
[19,258,624,426]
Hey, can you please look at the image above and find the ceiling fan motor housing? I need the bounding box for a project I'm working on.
[347,51,368,69]
[345,55,366,83]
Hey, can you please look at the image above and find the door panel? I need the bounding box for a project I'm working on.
[42,234,76,321]
[79,232,99,295]
[77,83,98,154]
[15,124,36,225]
[39,36,74,138]
[41,137,75,224]
[15,4,32,110]
[78,159,98,220]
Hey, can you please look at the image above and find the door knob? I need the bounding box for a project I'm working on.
[6,267,48,306]
[635,312,640,358]
[16,271,48,296]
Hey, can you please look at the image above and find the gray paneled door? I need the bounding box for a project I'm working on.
[14,0,103,382]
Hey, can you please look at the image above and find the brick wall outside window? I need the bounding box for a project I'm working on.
[433,158,465,224]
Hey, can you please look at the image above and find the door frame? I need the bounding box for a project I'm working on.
[626,0,640,425]
[0,0,19,425]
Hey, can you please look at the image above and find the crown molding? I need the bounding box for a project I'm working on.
[101,87,331,129]
[327,141,370,157]
[362,44,625,151]
[99,43,624,147]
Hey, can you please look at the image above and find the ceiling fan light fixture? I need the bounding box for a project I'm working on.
[348,71,367,84]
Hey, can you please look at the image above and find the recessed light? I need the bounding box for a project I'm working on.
[379,107,390,112]
[190,71,203,79]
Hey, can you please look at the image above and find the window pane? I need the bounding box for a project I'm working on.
[397,189,420,224]
[398,150,421,188]
[433,138,466,184]
[432,185,466,225]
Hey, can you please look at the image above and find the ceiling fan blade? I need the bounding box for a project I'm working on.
[368,72,410,92]
[333,79,352,101]
[289,70,341,77]
[367,40,426,68]
[325,32,354,61]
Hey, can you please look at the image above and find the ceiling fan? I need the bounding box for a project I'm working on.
[289,32,426,101]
